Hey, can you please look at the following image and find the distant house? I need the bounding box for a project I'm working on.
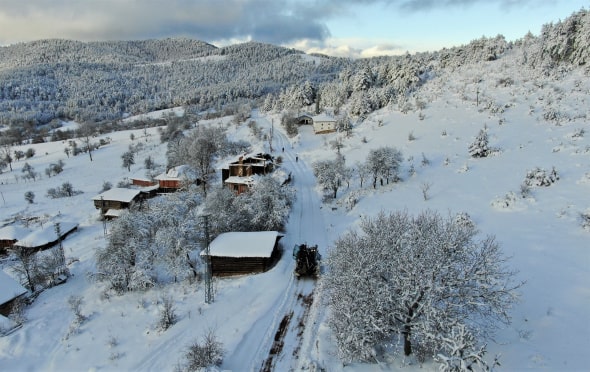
[155,165,200,192]
[0,270,27,317]
[0,225,32,255]
[92,188,143,215]
[131,177,158,187]
[222,153,273,195]
[311,113,337,134]
[13,222,78,252]
[202,231,283,276]
[296,113,337,134]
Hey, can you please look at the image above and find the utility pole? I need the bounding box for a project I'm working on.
[201,214,213,304]
[269,119,274,153]
[101,196,107,237]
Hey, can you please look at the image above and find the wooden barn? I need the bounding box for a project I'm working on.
[222,153,274,195]
[202,231,282,276]
[92,188,143,215]
[155,164,200,192]
[13,222,78,252]
[0,225,32,255]
[0,270,27,317]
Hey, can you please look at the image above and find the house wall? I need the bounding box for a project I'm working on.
[209,243,281,276]
[313,121,336,134]
[0,239,16,250]
[226,182,249,195]
[132,179,157,187]
[94,199,130,213]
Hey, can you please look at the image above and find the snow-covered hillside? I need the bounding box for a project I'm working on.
[1,46,589,371]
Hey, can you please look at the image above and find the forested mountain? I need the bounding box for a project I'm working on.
[0,39,348,127]
[0,9,588,140]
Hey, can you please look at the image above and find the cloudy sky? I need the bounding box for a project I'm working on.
[0,0,587,57]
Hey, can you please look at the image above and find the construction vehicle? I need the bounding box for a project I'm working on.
[293,243,321,278]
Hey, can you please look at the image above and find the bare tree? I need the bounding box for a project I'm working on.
[11,248,41,292]
[78,122,96,162]
[121,151,135,171]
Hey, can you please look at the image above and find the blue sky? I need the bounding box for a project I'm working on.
[0,0,587,58]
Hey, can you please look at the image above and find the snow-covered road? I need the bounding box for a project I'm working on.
[226,113,330,371]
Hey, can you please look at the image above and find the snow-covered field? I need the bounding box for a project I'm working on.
[1,54,589,371]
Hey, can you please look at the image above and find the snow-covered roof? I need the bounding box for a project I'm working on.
[204,231,281,258]
[15,222,78,248]
[155,164,195,181]
[0,225,32,241]
[0,270,27,305]
[224,175,257,186]
[312,113,336,122]
[92,188,142,203]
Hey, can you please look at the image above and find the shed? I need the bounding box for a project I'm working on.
[14,222,78,252]
[92,188,142,214]
[202,231,282,276]
[0,270,27,317]
[0,225,32,255]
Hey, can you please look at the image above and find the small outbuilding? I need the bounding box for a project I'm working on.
[202,231,282,276]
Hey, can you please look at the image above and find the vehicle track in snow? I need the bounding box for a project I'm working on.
[253,118,329,371]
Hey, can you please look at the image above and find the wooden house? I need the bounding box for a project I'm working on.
[155,165,199,192]
[131,177,158,187]
[92,188,143,214]
[0,225,32,255]
[13,222,78,252]
[222,153,273,195]
[0,270,27,317]
[202,231,282,276]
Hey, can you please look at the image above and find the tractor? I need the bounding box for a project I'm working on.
[293,243,321,278]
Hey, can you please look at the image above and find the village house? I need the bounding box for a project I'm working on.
[222,153,273,195]
[92,187,143,215]
[296,113,337,134]
[0,225,32,255]
[311,113,337,134]
[13,222,78,252]
[155,164,200,192]
[202,231,283,276]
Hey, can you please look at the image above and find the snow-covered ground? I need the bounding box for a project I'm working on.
[1,55,590,371]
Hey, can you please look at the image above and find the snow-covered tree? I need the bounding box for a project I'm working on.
[468,128,490,158]
[313,156,349,199]
[240,175,295,232]
[121,151,135,171]
[324,210,521,364]
[365,146,403,188]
